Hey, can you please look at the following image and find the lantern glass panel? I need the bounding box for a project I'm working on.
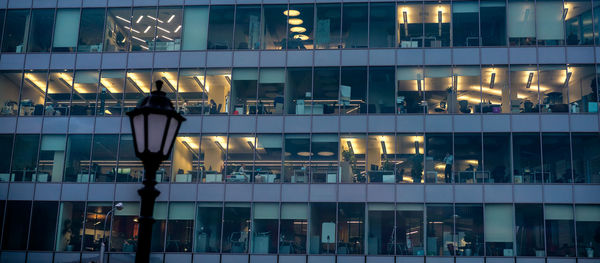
[133,114,146,153]
[163,116,180,156]
[147,113,168,153]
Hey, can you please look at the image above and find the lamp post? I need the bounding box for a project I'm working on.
[99,202,124,263]
[126,80,185,263]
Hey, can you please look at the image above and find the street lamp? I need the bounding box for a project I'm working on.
[99,202,124,263]
[126,80,186,263]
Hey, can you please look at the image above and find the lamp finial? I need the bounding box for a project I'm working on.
[155,80,163,92]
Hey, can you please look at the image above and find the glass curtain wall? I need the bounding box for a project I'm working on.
[27,9,54,52]
[234,5,261,50]
[341,3,368,49]
[453,0,479,46]
[280,203,308,254]
[78,8,105,52]
[195,203,222,253]
[545,204,576,257]
[370,3,396,48]
[516,204,546,256]
[485,204,515,256]
[396,204,424,255]
[576,205,600,258]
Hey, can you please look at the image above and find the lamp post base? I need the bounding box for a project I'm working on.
[135,164,160,263]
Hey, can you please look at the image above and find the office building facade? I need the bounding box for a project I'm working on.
[0,0,599,262]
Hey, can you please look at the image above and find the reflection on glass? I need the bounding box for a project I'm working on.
[195,203,222,252]
[56,201,85,251]
[425,133,452,184]
[425,66,452,114]
[178,68,205,115]
[369,67,396,113]
[152,69,177,103]
[515,204,545,256]
[2,201,31,250]
[455,204,484,256]
[396,204,424,255]
[341,3,368,49]
[104,8,131,52]
[340,135,366,183]
[252,203,279,253]
[226,135,254,183]
[72,70,99,116]
[424,2,450,47]
[47,70,74,116]
[116,135,143,182]
[396,134,424,183]
[545,204,576,257]
[166,202,194,252]
[286,67,312,115]
[29,201,59,251]
[234,5,261,50]
[288,4,314,50]
[572,133,600,183]
[508,0,536,46]
[152,203,167,252]
[315,4,341,49]
[53,9,81,52]
[222,203,251,253]
[309,203,336,254]
[397,67,424,114]
[83,202,112,251]
[131,7,157,51]
[340,67,367,114]
[231,68,258,115]
[21,70,48,116]
[205,68,232,114]
[258,68,285,114]
[576,205,600,258]
[255,134,282,183]
[207,6,234,50]
[10,134,40,182]
[367,204,394,255]
[481,66,509,113]
[200,135,226,183]
[485,204,514,256]
[0,71,23,116]
[311,134,339,183]
[454,66,481,114]
[397,3,424,48]
[481,1,507,46]
[283,134,310,183]
[110,202,139,252]
[483,133,512,183]
[91,134,118,182]
[337,203,365,254]
[64,135,92,182]
[172,135,200,183]
[280,203,307,254]
[453,1,479,46]
[125,69,152,113]
[313,67,339,115]
[78,8,105,52]
[536,0,565,46]
[426,204,453,256]
[513,133,542,183]
[370,3,396,48]
[0,135,13,181]
[2,9,30,52]
[155,6,182,51]
[37,135,66,183]
[510,65,540,113]
[564,0,594,45]
[27,9,54,52]
[454,133,482,184]
[568,65,597,113]
[542,133,572,183]
[263,5,287,50]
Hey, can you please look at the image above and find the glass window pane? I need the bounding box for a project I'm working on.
[172,135,200,182]
[575,205,600,257]
[516,204,545,256]
[72,70,99,116]
[166,202,194,252]
[568,64,597,113]
[424,133,452,184]
[396,134,424,183]
[340,67,367,114]
[131,7,157,51]
[38,135,66,182]
[315,4,341,49]
[205,68,232,114]
[426,204,453,256]
[64,134,92,182]
[152,202,167,252]
[454,133,483,184]
[280,203,307,254]
[0,70,23,116]
[263,5,287,50]
[78,8,105,52]
[540,65,568,113]
[83,202,112,251]
[313,67,339,115]
[341,3,368,49]
[11,134,40,182]
[398,3,424,48]
[396,204,424,255]
[255,134,282,183]
[231,68,258,115]
[455,204,484,256]
[222,203,251,253]
[182,6,208,51]
[21,70,48,116]
[485,204,514,256]
[47,70,74,116]
[155,6,182,51]
[311,134,339,183]
[513,133,542,183]
[510,65,540,113]
[542,133,572,183]
[283,134,310,183]
[2,201,31,250]
[483,133,511,183]
[572,133,600,183]
[340,134,366,183]
[27,9,54,52]
[481,1,507,46]
[177,68,205,115]
[369,67,396,114]
[252,203,279,253]
[29,201,59,251]
[565,0,594,45]
[536,0,565,46]
[288,4,314,50]
[234,5,261,50]
[369,3,395,48]
[104,8,131,52]
[98,70,125,116]
[0,135,14,181]
[207,5,234,50]
[367,204,394,255]
[397,67,425,114]
[453,1,479,47]
[455,66,481,114]
[309,203,336,254]
[481,66,509,113]
[116,135,143,182]
[337,203,365,254]
[258,68,285,114]
[2,9,30,52]
[53,9,81,52]
[152,69,177,102]
[424,2,450,47]
[195,203,222,252]
[225,135,254,183]
[286,67,312,115]
[125,69,152,112]
[56,201,85,251]
[110,202,139,252]
[91,134,118,182]
[425,66,452,114]
[545,204,576,257]
[508,0,536,46]
[200,135,226,183]
[366,134,395,183]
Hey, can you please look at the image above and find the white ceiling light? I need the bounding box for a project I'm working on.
[288,18,303,25]
[290,26,306,33]
[283,10,300,16]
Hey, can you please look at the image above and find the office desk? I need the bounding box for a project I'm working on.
[255,173,277,183]
[292,170,307,183]
[77,173,96,182]
[457,171,490,184]
[368,171,395,183]
[227,172,249,182]
[175,173,193,182]
[204,173,222,183]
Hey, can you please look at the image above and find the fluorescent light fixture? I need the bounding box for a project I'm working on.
[293,34,309,41]
[438,10,443,36]
[489,72,496,89]
[132,36,146,43]
[175,25,182,33]
[157,26,170,33]
[160,76,176,92]
[167,14,175,23]
[380,141,387,156]
[192,76,208,94]
[452,74,458,89]
[563,8,569,20]
[564,72,572,88]
[115,16,131,24]
[24,78,46,95]
[290,26,307,33]
[288,18,303,25]
[283,10,300,16]
[136,15,143,23]
[526,72,534,89]
[124,26,140,34]
[147,15,164,23]
[160,35,174,41]
[318,151,334,156]
[403,11,409,37]
[143,26,151,34]
[214,141,226,153]
[127,77,146,93]
[346,141,354,154]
